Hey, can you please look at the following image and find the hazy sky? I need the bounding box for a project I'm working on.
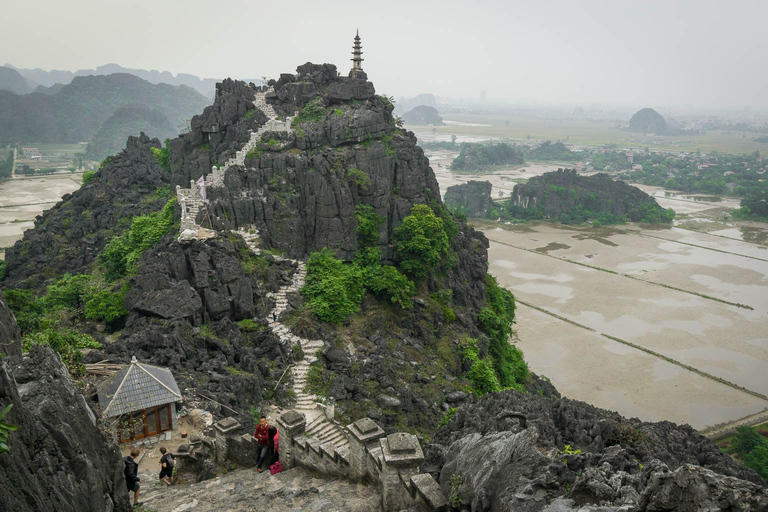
[3,0,767,108]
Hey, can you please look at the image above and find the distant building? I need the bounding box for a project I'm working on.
[21,147,40,157]
[632,164,643,171]
[98,356,181,443]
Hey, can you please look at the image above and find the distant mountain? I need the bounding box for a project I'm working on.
[85,104,175,161]
[628,107,668,134]
[402,105,444,126]
[5,63,264,98]
[393,93,437,115]
[0,73,211,144]
[0,66,35,94]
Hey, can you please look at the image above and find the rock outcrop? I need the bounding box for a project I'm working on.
[0,344,131,512]
[426,390,766,511]
[444,180,494,218]
[4,132,171,289]
[628,108,668,134]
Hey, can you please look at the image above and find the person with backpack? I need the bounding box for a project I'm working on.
[158,446,175,485]
[124,449,142,507]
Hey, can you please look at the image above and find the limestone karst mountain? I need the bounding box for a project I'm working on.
[1,57,766,512]
[628,107,668,134]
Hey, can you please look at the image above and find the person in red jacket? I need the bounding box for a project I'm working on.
[254,416,270,473]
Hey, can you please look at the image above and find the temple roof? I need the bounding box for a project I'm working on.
[97,356,181,418]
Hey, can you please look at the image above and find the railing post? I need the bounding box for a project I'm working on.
[275,410,306,469]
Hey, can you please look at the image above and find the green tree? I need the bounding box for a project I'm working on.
[302,248,364,324]
[395,204,450,278]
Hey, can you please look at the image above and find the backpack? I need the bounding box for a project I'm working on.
[164,453,175,468]
[269,461,283,475]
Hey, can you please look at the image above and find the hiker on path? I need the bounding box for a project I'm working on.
[124,449,142,507]
[268,425,279,466]
[159,446,176,486]
[254,416,270,473]
[272,312,277,323]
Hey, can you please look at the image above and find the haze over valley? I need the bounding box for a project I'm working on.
[1,1,768,510]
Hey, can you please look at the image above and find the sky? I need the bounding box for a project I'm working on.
[3,0,767,109]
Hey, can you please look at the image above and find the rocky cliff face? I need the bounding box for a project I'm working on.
[426,390,767,511]
[0,291,130,512]
[4,133,171,289]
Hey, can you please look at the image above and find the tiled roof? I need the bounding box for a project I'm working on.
[98,356,181,418]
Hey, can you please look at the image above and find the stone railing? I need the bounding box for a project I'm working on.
[276,411,448,512]
[190,413,446,511]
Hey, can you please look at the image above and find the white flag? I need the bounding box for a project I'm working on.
[196,175,206,200]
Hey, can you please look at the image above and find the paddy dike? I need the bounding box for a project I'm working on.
[482,222,768,431]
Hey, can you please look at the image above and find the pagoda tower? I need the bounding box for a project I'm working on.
[349,30,367,79]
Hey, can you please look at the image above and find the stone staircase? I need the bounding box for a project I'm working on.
[232,226,349,450]
[177,87,293,237]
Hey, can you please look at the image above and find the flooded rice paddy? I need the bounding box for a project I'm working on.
[0,173,83,258]
[421,140,768,430]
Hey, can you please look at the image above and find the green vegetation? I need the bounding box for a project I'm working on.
[0,261,6,281]
[22,329,101,374]
[451,142,525,171]
[100,198,177,281]
[81,170,96,184]
[149,139,171,172]
[293,97,328,125]
[237,318,261,331]
[0,149,13,179]
[460,338,501,395]
[733,181,768,221]
[727,426,768,481]
[302,248,364,324]
[476,275,528,391]
[245,147,262,161]
[302,205,416,323]
[394,204,450,278]
[346,167,371,190]
[0,404,18,455]
[245,110,255,119]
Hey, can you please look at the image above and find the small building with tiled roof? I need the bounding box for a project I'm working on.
[98,356,181,443]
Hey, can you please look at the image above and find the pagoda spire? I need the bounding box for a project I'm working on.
[349,30,367,79]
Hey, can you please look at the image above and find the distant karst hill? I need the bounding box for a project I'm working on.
[402,105,444,126]
[629,107,668,134]
[507,168,675,224]
[5,63,264,98]
[85,104,176,161]
[451,142,525,171]
[0,73,210,144]
[444,180,494,217]
[526,140,580,161]
[0,66,34,95]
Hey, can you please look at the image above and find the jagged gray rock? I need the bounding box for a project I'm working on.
[427,390,766,511]
[0,345,131,512]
